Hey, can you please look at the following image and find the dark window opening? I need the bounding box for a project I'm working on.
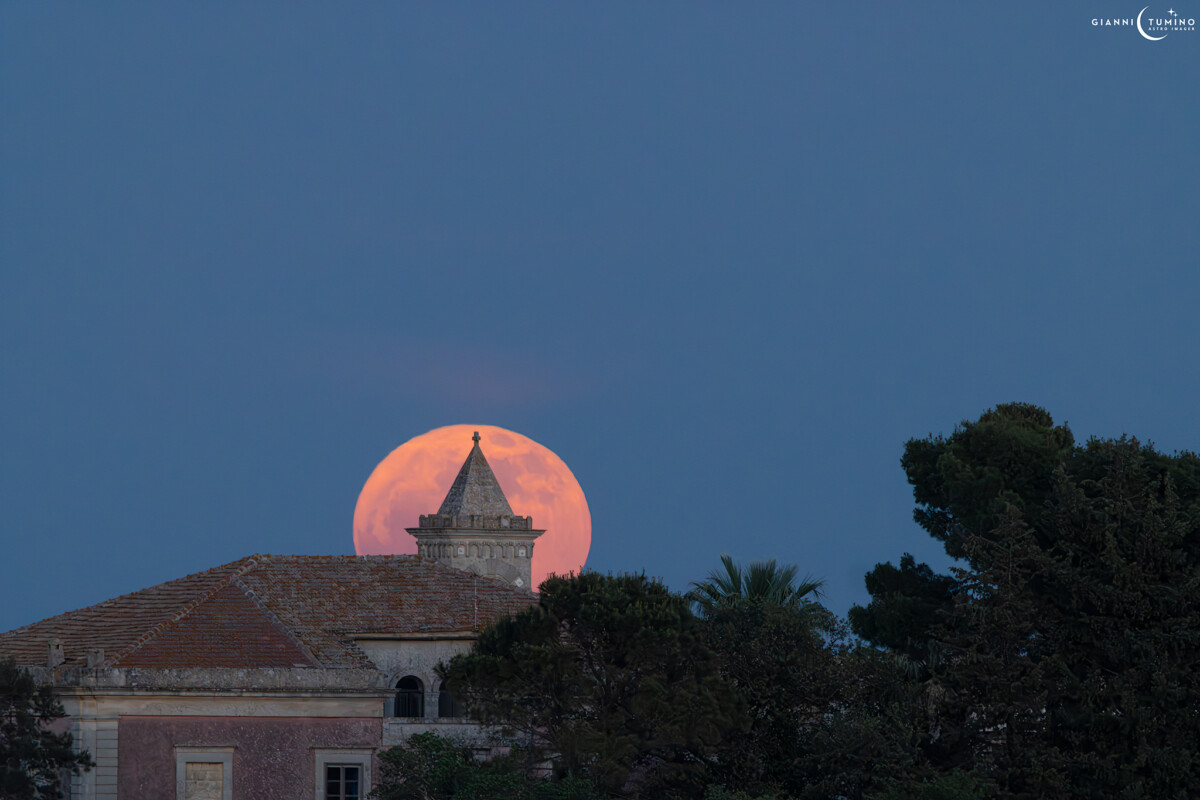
[326,764,361,800]
[438,685,468,718]
[395,675,424,717]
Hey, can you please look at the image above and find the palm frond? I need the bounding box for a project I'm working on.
[688,554,824,617]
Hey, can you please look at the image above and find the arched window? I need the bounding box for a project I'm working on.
[395,676,424,718]
[438,683,468,718]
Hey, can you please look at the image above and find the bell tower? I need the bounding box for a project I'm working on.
[407,432,544,588]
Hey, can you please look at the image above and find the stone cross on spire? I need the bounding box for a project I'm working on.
[407,431,544,588]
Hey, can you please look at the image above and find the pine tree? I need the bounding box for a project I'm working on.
[852,404,1200,798]
[440,572,741,797]
[0,659,93,800]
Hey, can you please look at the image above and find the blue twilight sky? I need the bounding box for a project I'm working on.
[2,4,1198,633]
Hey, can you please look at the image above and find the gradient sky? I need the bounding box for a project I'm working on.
[2,3,1198,633]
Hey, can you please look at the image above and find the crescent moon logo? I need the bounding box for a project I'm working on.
[1138,6,1168,40]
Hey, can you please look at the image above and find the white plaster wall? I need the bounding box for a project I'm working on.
[381,718,493,747]
[61,692,384,718]
[356,638,474,721]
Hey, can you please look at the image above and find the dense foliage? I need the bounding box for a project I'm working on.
[418,567,932,799]
[0,659,93,800]
[439,572,740,796]
[375,404,1200,799]
[853,403,1200,798]
[687,555,823,615]
[369,732,601,800]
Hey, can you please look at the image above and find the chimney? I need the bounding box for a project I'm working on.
[47,638,65,668]
[87,648,105,669]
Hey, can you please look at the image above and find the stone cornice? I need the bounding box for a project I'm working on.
[23,665,390,692]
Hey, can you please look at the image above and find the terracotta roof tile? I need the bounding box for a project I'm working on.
[0,555,533,671]
[116,580,316,668]
[0,557,255,668]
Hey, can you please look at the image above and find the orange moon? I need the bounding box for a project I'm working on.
[353,425,591,589]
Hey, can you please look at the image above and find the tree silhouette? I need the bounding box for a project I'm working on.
[440,572,740,796]
[687,554,823,617]
[1,658,93,800]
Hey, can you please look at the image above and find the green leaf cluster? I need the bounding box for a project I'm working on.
[438,572,740,796]
[699,595,839,795]
[853,403,1200,798]
[369,732,600,800]
[687,554,823,616]
[421,564,930,799]
[1,658,93,800]
[377,403,1200,799]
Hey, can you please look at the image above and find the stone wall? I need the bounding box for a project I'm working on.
[413,534,539,587]
[118,716,379,800]
[28,666,388,692]
[355,638,471,718]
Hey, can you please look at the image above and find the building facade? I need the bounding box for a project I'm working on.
[0,435,538,800]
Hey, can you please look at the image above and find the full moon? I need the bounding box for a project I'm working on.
[353,425,591,589]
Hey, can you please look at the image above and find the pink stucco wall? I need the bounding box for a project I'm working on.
[118,716,381,800]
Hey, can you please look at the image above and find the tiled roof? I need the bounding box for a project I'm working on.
[0,555,535,670]
[119,580,315,669]
[437,433,515,517]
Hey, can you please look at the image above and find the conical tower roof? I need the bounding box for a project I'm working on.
[437,432,514,517]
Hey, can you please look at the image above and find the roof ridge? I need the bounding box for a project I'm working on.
[107,555,265,667]
[228,574,322,667]
[2,554,539,670]
[0,555,262,641]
